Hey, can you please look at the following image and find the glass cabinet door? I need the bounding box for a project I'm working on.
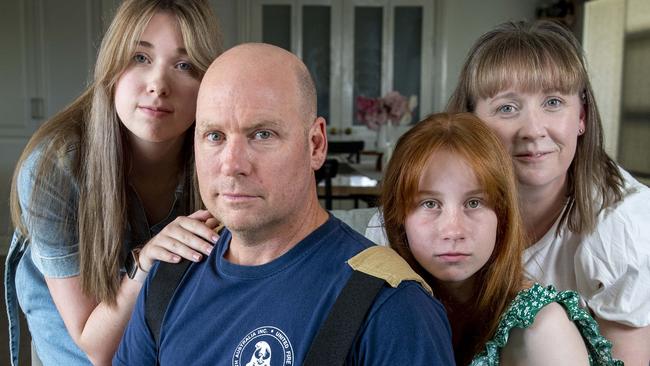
[393,6,423,121]
[303,5,332,122]
[261,4,292,50]
[247,0,434,145]
[352,6,383,126]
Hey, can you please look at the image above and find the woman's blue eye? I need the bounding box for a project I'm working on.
[177,62,193,71]
[134,54,148,63]
[546,98,562,108]
[497,105,515,114]
[254,130,272,140]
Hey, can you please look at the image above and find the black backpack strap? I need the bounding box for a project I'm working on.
[145,225,224,348]
[303,270,386,366]
[145,259,192,347]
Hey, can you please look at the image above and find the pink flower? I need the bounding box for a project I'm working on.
[383,91,409,124]
[356,91,412,130]
[356,96,386,130]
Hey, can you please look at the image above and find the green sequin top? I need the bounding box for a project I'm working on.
[470,283,623,366]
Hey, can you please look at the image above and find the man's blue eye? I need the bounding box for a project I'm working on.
[255,131,272,140]
[207,132,222,142]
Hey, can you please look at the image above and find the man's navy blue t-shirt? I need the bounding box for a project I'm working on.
[114,216,454,365]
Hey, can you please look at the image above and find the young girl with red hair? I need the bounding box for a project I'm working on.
[381,112,619,365]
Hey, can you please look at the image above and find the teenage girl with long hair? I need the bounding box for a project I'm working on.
[5,1,221,364]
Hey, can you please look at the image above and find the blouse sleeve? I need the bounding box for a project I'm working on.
[18,146,81,278]
[574,187,650,327]
[364,211,389,246]
[330,208,379,239]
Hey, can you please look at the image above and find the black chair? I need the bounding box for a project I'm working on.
[328,141,364,163]
[315,159,339,210]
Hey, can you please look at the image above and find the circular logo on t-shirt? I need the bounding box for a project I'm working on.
[232,326,294,366]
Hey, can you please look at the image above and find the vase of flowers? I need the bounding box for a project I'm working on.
[356,91,416,168]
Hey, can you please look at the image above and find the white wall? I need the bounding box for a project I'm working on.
[211,0,239,49]
[626,0,650,33]
[583,0,626,158]
[0,0,105,252]
[434,0,537,109]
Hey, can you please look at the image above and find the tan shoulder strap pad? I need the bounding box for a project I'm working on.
[347,246,432,296]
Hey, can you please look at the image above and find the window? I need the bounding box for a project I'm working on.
[243,0,435,144]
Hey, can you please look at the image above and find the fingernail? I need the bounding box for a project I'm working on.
[172,255,180,262]
[211,236,219,243]
[206,246,212,255]
[193,254,201,261]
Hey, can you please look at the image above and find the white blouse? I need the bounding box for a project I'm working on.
[524,168,650,327]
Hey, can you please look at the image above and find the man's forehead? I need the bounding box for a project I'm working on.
[199,72,292,104]
[199,51,303,104]
[198,81,302,116]
[195,96,300,132]
[197,88,286,114]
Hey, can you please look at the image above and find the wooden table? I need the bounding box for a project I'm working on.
[317,161,381,207]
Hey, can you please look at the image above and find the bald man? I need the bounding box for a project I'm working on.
[114,44,453,365]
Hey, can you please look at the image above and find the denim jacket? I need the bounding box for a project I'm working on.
[5,145,189,365]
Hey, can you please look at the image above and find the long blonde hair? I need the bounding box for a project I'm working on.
[382,113,526,364]
[10,0,222,305]
[447,20,624,236]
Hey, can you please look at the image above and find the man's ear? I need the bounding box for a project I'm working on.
[309,116,328,170]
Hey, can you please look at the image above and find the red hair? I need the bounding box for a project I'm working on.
[381,112,526,364]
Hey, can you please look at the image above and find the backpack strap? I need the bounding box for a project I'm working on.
[145,259,192,347]
[303,270,385,365]
[303,246,432,365]
[145,225,224,348]
[347,245,432,295]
